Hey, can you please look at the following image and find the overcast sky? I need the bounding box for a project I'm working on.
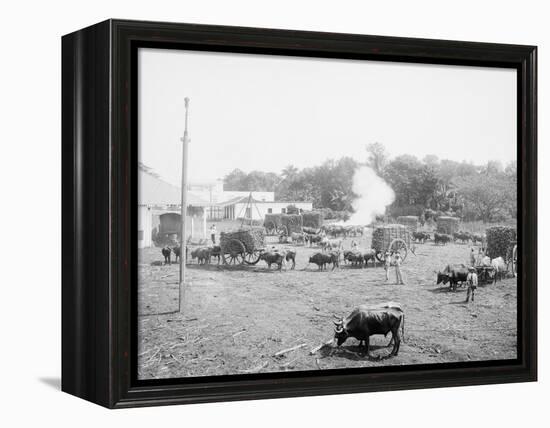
[138,48,516,186]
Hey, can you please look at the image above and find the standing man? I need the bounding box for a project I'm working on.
[210,224,217,245]
[469,247,476,266]
[394,252,405,285]
[466,267,478,302]
[384,250,391,281]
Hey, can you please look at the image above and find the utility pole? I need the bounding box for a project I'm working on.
[179,97,190,313]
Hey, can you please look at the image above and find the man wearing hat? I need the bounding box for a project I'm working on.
[466,266,478,302]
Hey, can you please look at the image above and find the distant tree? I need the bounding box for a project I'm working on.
[223,169,248,191]
[483,160,504,175]
[454,174,514,222]
[422,154,439,166]
[365,142,388,175]
[223,169,280,191]
[281,165,299,179]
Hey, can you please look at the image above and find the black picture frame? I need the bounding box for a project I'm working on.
[62,19,537,408]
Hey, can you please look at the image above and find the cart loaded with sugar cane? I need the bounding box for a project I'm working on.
[371,224,412,263]
[219,227,266,265]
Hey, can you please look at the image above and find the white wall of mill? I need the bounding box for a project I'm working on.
[234,202,313,220]
[188,189,275,204]
[137,206,153,248]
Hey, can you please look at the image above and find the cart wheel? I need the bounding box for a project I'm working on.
[222,239,246,265]
[244,249,263,265]
[276,225,288,236]
[389,238,408,261]
[512,244,518,277]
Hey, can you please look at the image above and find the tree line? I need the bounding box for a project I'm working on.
[223,142,517,223]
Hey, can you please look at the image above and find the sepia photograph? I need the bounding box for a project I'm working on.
[137,48,518,380]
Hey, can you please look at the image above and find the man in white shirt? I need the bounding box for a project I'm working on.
[210,224,217,244]
[466,267,478,302]
[394,252,404,285]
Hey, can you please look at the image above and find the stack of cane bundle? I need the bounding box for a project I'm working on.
[396,215,419,232]
[264,213,283,229]
[302,211,323,229]
[281,214,303,234]
[220,228,266,253]
[486,226,516,259]
[437,216,460,234]
[371,224,410,252]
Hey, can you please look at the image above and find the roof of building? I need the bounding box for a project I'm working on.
[138,165,210,207]
[218,196,255,207]
[219,196,313,206]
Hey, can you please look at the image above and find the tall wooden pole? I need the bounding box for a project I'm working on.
[179,97,190,313]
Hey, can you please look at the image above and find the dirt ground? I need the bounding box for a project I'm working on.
[137,231,517,380]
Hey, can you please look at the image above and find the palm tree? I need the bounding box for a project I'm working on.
[282,165,299,179]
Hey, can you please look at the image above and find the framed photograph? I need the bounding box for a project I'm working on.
[62,19,537,408]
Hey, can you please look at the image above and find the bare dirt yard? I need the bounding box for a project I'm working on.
[138,232,517,380]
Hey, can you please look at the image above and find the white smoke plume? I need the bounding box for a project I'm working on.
[346,166,395,225]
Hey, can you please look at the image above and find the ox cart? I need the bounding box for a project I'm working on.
[371,224,411,262]
[219,228,266,265]
[475,265,496,283]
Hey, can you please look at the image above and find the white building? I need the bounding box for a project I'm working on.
[220,197,313,221]
[138,165,209,248]
[138,165,314,245]
[187,179,274,220]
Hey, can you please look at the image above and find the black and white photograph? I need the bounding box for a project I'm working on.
[137,48,518,380]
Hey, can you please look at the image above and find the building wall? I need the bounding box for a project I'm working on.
[139,207,207,248]
[188,188,275,205]
[138,206,153,248]
[230,202,313,220]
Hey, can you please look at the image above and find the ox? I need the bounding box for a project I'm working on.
[489,256,507,283]
[436,263,469,291]
[434,233,452,245]
[172,246,181,263]
[305,234,324,247]
[343,250,364,266]
[290,232,306,245]
[191,247,211,265]
[309,252,339,271]
[210,245,221,264]
[320,237,343,252]
[333,306,405,357]
[363,249,377,266]
[453,231,472,244]
[161,247,172,265]
[260,251,286,270]
[412,231,431,243]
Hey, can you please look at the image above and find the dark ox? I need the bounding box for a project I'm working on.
[172,246,181,263]
[210,245,222,264]
[309,252,339,270]
[260,250,296,270]
[436,263,469,291]
[161,247,172,265]
[412,231,431,243]
[362,249,377,266]
[453,231,472,244]
[333,306,405,357]
[343,250,364,266]
[191,247,211,265]
[305,234,324,247]
[434,233,452,245]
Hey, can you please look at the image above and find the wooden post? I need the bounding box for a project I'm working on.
[179,97,190,313]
